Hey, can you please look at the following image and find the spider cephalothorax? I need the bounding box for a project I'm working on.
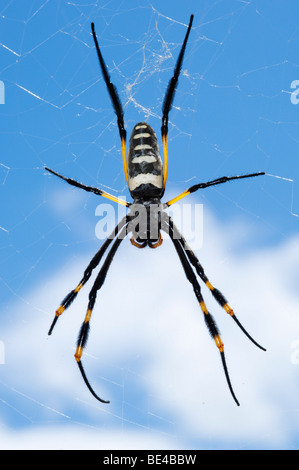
[46,15,265,406]
[128,201,164,248]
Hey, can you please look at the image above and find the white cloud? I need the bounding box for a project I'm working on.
[1,208,299,450]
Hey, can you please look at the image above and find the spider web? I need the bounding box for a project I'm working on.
[0,0,299,450]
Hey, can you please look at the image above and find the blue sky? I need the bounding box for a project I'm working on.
[0,0,299,450]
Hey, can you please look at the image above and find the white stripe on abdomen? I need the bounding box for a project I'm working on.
[131,155,157,164]
[128,173,163,191]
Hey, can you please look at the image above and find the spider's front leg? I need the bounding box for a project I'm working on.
[74,223,130,403]
[165,172,265,207]
[48,215,131,335]
[45,167,130,207]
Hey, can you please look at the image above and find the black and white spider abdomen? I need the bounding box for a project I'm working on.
[128,122,164,200]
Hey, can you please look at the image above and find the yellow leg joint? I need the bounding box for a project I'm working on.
[121,136,128,184]
[166,189,190,207]
[74,282,83,293]
[84,309,92,324]
[56,305,65,316]
[214,335,224,352]
[74,345,83,362]
[162,134,168,187]
[205,281,214,291]
[200,301,208,314]
[224,303,234,316]
[100,190,129,207]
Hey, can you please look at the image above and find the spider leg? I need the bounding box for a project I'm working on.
[165,215,266,351]
[48,215,132,335]
[165,172,265,207]
[161,14,194,187]
[74,223,129,403]
[162,217,240,406]
[45,167,130,207]
[91,23,128,183]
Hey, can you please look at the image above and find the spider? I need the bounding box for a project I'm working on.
[46,15,266,406]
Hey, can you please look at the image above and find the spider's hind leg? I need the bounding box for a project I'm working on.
[166,215,266,352]
[162,217,240,406]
